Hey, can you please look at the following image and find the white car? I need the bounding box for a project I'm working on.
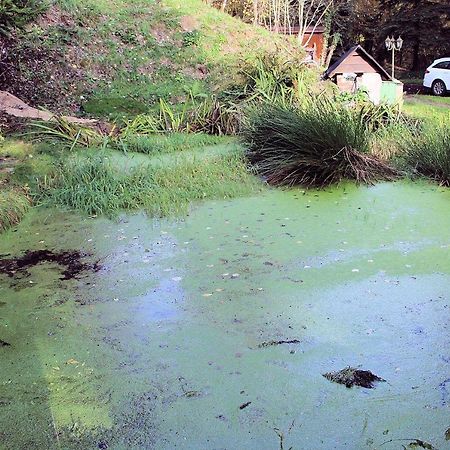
[423,57,450,96]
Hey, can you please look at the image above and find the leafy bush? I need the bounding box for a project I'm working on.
[121,97,242,136]
[0,0,48,35]
[243,97,398,187]
[401,121,450,186]
[241,53,318,107]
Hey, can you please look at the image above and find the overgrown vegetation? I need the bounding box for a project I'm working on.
[0,0,47,35]
[117,132,230,154]
[0,0,448,236]
[400,121,450,186]
[0,0,305,117]
[33,150,260,216]
[243,97,399,187]
[0,188,30,232]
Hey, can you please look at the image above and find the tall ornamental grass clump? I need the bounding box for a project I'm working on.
[243,97,398,187]
[401,121,450,186]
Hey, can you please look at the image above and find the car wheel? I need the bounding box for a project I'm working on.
[431,79,446,96]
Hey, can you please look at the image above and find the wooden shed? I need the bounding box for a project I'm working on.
[323,45,401,105]
[279,25,325,63]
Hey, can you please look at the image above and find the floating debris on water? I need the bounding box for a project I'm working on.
[406,440,436,449]
[379,438,436,449]
[239,401,251,410]
[323,366,385,388]
[258,339,301,348]
[0,249,100,280]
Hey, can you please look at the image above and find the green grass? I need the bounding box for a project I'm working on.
[0,134,262,231]
[0,139,34,158]
[400,120,450,186]
[117,132,232,154]
[34,148,261,216]
[0,188,31,232]
[403,95,450,121]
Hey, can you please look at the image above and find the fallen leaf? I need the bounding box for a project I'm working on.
[66,358,79,365]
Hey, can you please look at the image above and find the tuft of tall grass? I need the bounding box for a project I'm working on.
[400,121,450,186]
[36,152,260,216]
[370,122,410,161]
[117,132,231,155]
[243,98,398,187]
[0,188,31,232]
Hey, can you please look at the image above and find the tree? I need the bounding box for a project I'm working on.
[378,0,450,70]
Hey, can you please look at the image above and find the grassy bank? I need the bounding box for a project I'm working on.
[35,149,260,217]
[0,134,262,232]
[1,0,306,118]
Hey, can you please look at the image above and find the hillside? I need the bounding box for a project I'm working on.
[0,0,303,120]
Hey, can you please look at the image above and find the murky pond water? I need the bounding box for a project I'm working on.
[1,181,449,449]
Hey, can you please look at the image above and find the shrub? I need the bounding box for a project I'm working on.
[243,97,398,187]
[0,0,48,35]
[241,53,318,107]
[401,121,450,186]
[121,97,242,136]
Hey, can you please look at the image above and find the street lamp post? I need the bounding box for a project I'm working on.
[385,36,403,80]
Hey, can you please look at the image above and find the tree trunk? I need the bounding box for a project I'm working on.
[253,0,258,25]
[412,38,420,71]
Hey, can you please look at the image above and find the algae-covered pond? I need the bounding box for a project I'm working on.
[0,181,449,449]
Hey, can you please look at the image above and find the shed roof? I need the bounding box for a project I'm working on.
[279,25,325,35]
[323,45,392,81]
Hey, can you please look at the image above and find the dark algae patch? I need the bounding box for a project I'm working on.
[0,249,100,280]
[323,367,385,388]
